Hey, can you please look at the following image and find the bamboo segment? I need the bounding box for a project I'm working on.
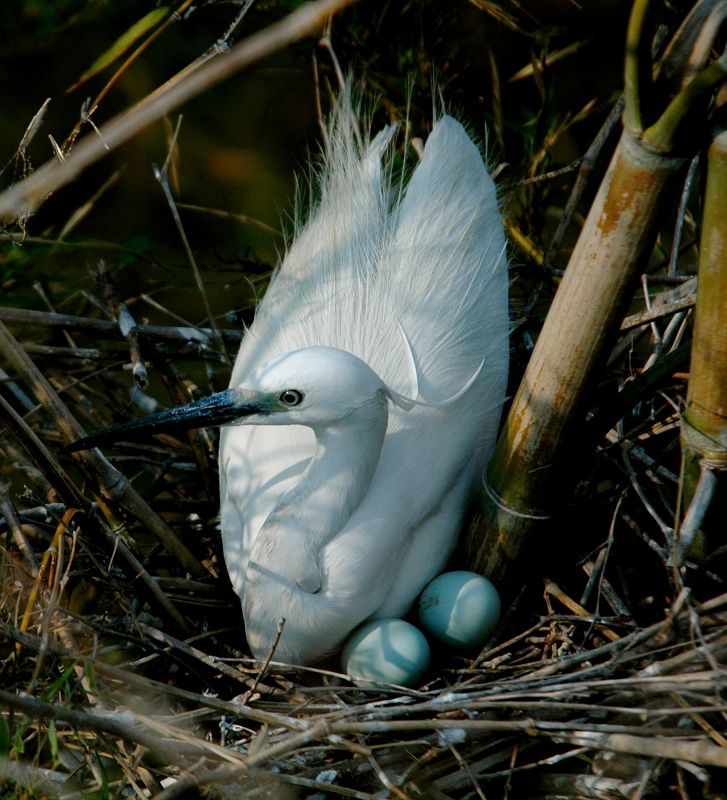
[682,128,727,466]
[678,126,727,561]
[465,130,687,582]
[465,0,727,588]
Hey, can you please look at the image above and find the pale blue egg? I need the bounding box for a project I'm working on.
[418,571,500,648]
[341,618,430,687]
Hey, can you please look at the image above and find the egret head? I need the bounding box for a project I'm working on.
[239,346,388,427]
[67,346,389,452]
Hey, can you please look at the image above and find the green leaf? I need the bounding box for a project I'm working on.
[42,662,77,701]
[12,727,24,756]
[0,715,9,756]
[78,8,170,84]
[48,719,59,766]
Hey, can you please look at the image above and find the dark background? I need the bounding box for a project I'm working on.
[1,0,635,332]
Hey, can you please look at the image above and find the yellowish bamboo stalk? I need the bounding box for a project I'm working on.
[465,130,687,580]
[682,127,727,464]
[465,0,727,587]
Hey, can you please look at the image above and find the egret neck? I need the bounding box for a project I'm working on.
[248,393,389,594]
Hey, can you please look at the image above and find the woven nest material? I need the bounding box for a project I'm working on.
[1,284,726,799]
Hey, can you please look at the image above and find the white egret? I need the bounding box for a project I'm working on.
[70,91,509,665]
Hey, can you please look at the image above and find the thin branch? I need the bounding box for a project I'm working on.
[0,305,242,344]
[620,293,695,331]
[676,460,720,564]
[154,117,231,366]
[542,95,624,272]
[0,0,360,223]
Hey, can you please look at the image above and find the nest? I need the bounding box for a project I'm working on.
[1,271,726,800]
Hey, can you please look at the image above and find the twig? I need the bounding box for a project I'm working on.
[175,202,283,237]
[58,169,122,242]
[544,579,621,642]
[0,0,360,222]
[21,343,101,359]
[0,305,242,344]
[0,503,67,529]
[98,522,194,632]
[0,320,206,585]
[580,494,627,621]
[668,153,699,276]
[242,617,286,703]
[154,117,231,366]
[139,622,251,686]
[583,560,633,619]
[541,95,625,272]
[555,729,727,768]
[620,290,695,331]
[95,260,149,387]
[0,98,50,181]
[0,390,84,507]
[676,460,720,565]
[622,445,674,547]
[215,0,257,48]
[0,486,38,574]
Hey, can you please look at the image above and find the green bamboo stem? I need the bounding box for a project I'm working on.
[681,126,727,464]
[624,0,652,134]
[646,55,727,152]
[677,126,727,561]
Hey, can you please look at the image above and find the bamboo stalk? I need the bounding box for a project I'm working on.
[464,1,727,586]
[678,124,727,561]
[465,129,687,580]
[682,127,727,465]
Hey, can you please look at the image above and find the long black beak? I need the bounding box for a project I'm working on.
[67,389,257,453]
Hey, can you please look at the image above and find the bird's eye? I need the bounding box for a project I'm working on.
[279,389,304,407]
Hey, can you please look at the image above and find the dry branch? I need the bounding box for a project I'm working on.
[0,305,242,344]
[0,0,359,224]
[0,320,205,588]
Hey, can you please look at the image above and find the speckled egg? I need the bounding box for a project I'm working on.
[418,571,500,648]
[341,618,430,687]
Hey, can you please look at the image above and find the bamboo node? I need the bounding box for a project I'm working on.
[482,472,552,521]
[681,412,727,466]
